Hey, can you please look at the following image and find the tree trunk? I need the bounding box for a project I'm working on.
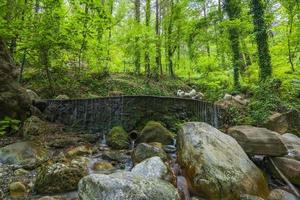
[155,0,162,78]
[251,0,272,80]
[144,0,151,77]
[167,0,174,77]
[224,0,242,89]
[287,14,295,72]
[134,0,141,75]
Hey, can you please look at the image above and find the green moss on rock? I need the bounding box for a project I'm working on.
[107,126,130,149]
[137,121,175,145]
[34,157,89,194]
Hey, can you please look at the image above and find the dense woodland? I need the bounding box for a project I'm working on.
[0,0,300,122]
[1,1,300,199]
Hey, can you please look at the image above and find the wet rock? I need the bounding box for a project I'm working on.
[228,125,288,156]
[269,157,300,186]
[177,176,190,200]
[137,121,175,145]
[0,141,49,168]
[34,157,89,194]
[38,196,63,200]
[26,89,40,102]
[78,172,180,200]
[177,122,269,200]
[107,126,130,149]
[132,142,168,163]
[55,95,69,100]
[281,133,300,160]
[264,112,288,134]
[66,145,92,158]
[92,160,114,171]
[131,156,171,180]
[14,168,29,176]
[102,150,130,162]
[267,189,298,200]
[223,93,232,100]
[22,116,61,139]
[9,181,27,198]
[240,194,265,200]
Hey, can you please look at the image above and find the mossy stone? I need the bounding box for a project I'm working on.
[107,126,130,149]
[137,121,175,145]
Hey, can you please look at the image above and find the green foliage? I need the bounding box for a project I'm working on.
[245,79,287,125]
[0,117,21,136]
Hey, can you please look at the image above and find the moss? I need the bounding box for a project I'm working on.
[137,121,175,145]
[107,126,130,149]
[34,160,88,194]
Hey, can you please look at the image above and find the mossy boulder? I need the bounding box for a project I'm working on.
[34,157,89,194]
[22,116,60,140]
[107,126,130,149]
[137,121,175,145]
[132,142,168,163]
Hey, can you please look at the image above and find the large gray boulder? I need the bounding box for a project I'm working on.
[78,172,180,200]
[0,141,49,168]
[281,133,300,160]
[131,156,171,180]
[228,125,288,156]
[177,122,269,200]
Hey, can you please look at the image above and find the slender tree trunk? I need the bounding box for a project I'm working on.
[203,1,210,57]
[155,0,162,78]
[251,0,272,80]
[18,50,27,83]
[39,46,54,96]
[167,0,174,77]
[105,0,113,72]
[287,14,295,72]
[217,0,225,67]
[144,0,151,77]
[134,0,141,75]
[78,3,89,73]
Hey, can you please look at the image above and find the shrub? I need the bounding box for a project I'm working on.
[0,117,21,136]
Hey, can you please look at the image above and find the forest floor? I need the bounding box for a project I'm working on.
[23,73,192,99]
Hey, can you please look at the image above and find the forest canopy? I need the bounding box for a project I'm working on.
[0,0,299,100]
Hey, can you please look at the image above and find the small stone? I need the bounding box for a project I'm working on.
[55,95,69,100]
[66,145,92,158]
[131,156,171,180]
[240,194,265,200]
[14,168,29,176]
[132,143,168,163]
[9,182,27,198]
[92,161,114,171]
